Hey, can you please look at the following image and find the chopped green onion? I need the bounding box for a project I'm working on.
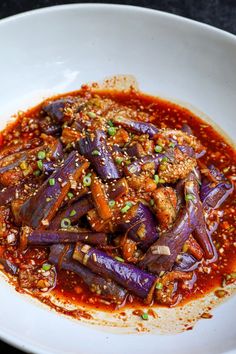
[125,160,131,165]
[154,174,159,184]
[115,256,124,263]
[109,200,116,208]
[156,282,163,290]
[185,194,195,202]
[67,192,74,199]
[154,145,163,153]
[70,209,77,217]
[169,142,175,148]
[83,175,92,187]
[115,157,123,165]
[49,178,55,186]
[37,160,43,170]
[108,127,117,136]
[91,149,100,156]
[126,201,133,207]
[159,178,165,184]
[37,150,46,160]
[141,313,149,320]
[33,170,41,177]
[161,157,168,162]
[108,120,114,127]
[87,111,96,119]
[150,199,155,206]
[121,204,131,213]
[42,263,51,271]
[61,218,71,228]
[129,166,137,174]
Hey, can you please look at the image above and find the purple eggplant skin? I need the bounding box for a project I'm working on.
[113,116,159,137]
[49,197,93,229]
[182,124,193,135]
[39,117,61,136]
[25,229,107,246]
[49,244,127,303]
[118,202,159,250]
[0,185,23,206]
[42,98,74,123]
[174,253,199,272]
[77,130,121,180]
[200,165,233,209]
[19,151,89,228]
[125,143,145,158]
[107,178,129,200]
[0,257,18,275]
[139,173,201,274]
[73,242,157,302]
[125,154,164,175]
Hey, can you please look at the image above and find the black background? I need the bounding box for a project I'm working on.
[0,1,235,353]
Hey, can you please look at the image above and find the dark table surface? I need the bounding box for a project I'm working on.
[0,0,235,353]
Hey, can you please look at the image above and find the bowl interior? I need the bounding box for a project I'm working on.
[0,4,235,354]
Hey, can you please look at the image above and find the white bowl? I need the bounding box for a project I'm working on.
[0,4,235,354]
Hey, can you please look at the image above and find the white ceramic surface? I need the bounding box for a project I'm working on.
[0,4,235,354]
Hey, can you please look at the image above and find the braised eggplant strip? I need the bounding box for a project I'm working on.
[0,87,234,313]
[49,244,127,303]
[20,226,107,248]
[19,151,89,228]
[73,242,157,302]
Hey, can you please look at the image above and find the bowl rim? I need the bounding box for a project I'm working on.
[0,3,236,354]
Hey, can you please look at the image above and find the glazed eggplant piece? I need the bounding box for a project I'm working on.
[125,143,145,158]
[19,151,89,228]
[20,226,107,248]
[77,130,121,180]
[125,155,163,175]
[118,202,159,250]
[107,178,129,200]
[139,173,201,273]
[0,257,18,275]
[113,116,159,137]
[200,165,233,209]
[42,98,74,123]
[49,197,93,229]
[0,185,23,206]
[73,242,157,302]
[174,253,199,272]
[49,244,127,303]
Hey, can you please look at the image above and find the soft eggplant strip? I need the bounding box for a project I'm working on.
[200,165,233,209]
[0,257,18,275]
[0,138,41,161]
[20,227,107,247]
[139,173,201,273]
[91,176,112,220]
[174,253,199,272]
[73,242,157,302]
[0,185,23,206]
[113,116,159,137]
[19,151,89,228]
[118,202,159,250]
[125,155,163,175]
[107,178,129,200]
[77,130,121,180]
[49,197,93,229]
[49,244,127,303]
[42,98,74,123]
[125,143,145,158]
